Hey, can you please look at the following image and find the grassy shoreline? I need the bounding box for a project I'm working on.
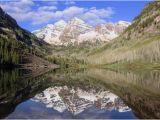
[97,61,160,72]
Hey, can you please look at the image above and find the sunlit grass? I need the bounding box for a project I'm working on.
[87,35,160,67]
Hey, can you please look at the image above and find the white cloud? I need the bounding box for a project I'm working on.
[64,0,76,5]
[80,7,113,25]
[59,6,85,20]
[0,0,114,26]
[0,0,33,13]
[38,6,57,11]
[56,6,114,26]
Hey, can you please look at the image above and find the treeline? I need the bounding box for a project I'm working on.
[0,36,47,66]
[0,68,51,107]
[0,37,19,65]
[0,69,19,93]
[46,55,86,68]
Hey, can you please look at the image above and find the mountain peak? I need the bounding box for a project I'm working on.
[33,17,129,45]
[117,21,131,26]
[54,20,67,26]
[45,24,54,28]
[69,17,85,24]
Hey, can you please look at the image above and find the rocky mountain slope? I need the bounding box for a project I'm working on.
[0,7,47,50]
[33,17,130,46]
[87,1,160,65]
[0,7,51,66]
[122,1,160,40]
[33,20,67,45]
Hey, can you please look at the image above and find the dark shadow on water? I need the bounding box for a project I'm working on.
[0,68,54,118]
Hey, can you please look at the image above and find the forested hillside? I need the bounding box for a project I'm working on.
[0,7,50,66]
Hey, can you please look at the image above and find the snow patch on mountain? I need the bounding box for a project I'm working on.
[33,17,130,46]
[33,20,67,45]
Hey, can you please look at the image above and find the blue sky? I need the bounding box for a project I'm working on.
[0,0,150,32]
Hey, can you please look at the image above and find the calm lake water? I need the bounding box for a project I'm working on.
[0,68,160,119]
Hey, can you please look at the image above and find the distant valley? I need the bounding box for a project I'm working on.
[1,1,160,70]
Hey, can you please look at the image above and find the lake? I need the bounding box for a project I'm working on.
[0,68,160,119]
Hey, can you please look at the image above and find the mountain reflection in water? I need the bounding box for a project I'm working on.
[0,68,160,119]
[32,86,131,115]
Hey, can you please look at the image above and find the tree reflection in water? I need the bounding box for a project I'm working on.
[0,68,160,119]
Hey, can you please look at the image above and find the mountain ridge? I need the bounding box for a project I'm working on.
[33,17,130,46]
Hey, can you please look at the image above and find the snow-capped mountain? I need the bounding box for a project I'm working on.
[32,86,131,115]
[59,17,93,45]
[33,17,130,46]
[33,20,67,45]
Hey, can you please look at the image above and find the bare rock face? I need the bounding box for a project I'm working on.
[33,17,130,46]
[33,20,67,45]
[59,17,93,45]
